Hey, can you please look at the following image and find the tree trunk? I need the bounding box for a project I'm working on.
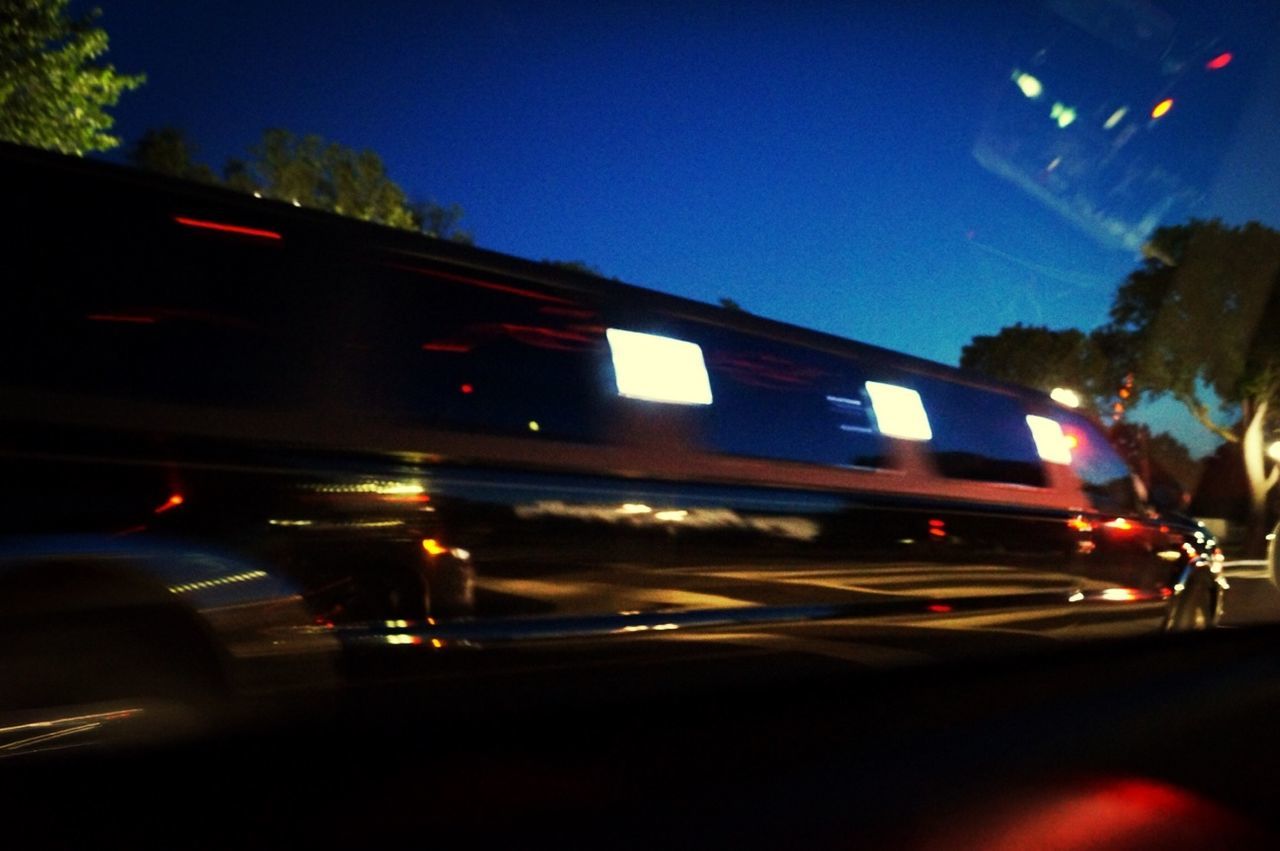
[1240,399,1276,558]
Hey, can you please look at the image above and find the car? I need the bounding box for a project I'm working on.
[0,141,1225,746]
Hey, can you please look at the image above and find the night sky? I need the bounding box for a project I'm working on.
[84,1,1280,456]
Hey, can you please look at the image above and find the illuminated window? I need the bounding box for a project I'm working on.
[1025,415,1072,465]
[606,329,713,405]
[865,382,932,441]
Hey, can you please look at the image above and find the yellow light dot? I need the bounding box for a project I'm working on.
[1151,98,1173,119]
[528,421,540,432]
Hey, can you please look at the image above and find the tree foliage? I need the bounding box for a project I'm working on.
[244,129,416,229]
[412,199,472,244]
[129,127,218,183]
[130,126,473,242]
[959,323,1115,413]
[1108,421,1202,509]
[0,0,143,154]
[1107,219,1280,443]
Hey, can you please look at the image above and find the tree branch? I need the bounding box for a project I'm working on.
[1178,394,1239,443]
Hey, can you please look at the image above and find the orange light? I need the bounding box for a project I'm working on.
[1067,517,1094,533]
[1105,517,1134,531]
[430,638,444,648]
[1064,434,1079,449]
[422,538,448,556]
[174,216,282,240]
[1151,98,1174,119]
[1100,588,1140,601]
[1206,52,1232,70]
[154,494,185,514]
[929,528,947,538]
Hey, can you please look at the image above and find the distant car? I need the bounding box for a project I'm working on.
[0,142,1226,738]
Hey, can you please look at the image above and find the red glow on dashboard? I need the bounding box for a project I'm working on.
[154,493,185,514]
[174,216,282,240]
[1206,52,1233,69]
[936,777,1257,851]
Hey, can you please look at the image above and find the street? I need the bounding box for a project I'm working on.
[1222,561,1280,627]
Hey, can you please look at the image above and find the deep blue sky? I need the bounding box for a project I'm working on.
[86,1,1280,455]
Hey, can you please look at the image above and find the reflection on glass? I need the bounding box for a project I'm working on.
[606,328,713,405]
[1026,415,1073,465]
[865,382,932,441]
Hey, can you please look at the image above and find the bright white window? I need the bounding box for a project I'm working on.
[1025,415,1073,465]
[606,329,713,405]
[864,381,932,440]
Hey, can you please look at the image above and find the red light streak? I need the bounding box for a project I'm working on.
[1206,52,1233,70]
[386,263,576,304]
[87,314,156,324]
[926,603,953,613]
[174,217,282,240]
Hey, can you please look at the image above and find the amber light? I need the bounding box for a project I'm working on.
[1104,518,1135,531]
[1067,517,1094,533]
[1150,98,1174,119]
[422,538,448,556]
[174,216,282,240]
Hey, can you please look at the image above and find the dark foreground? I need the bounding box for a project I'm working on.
[6,622,1280,850]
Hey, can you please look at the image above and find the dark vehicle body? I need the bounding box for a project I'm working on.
[0,143,1226,722]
